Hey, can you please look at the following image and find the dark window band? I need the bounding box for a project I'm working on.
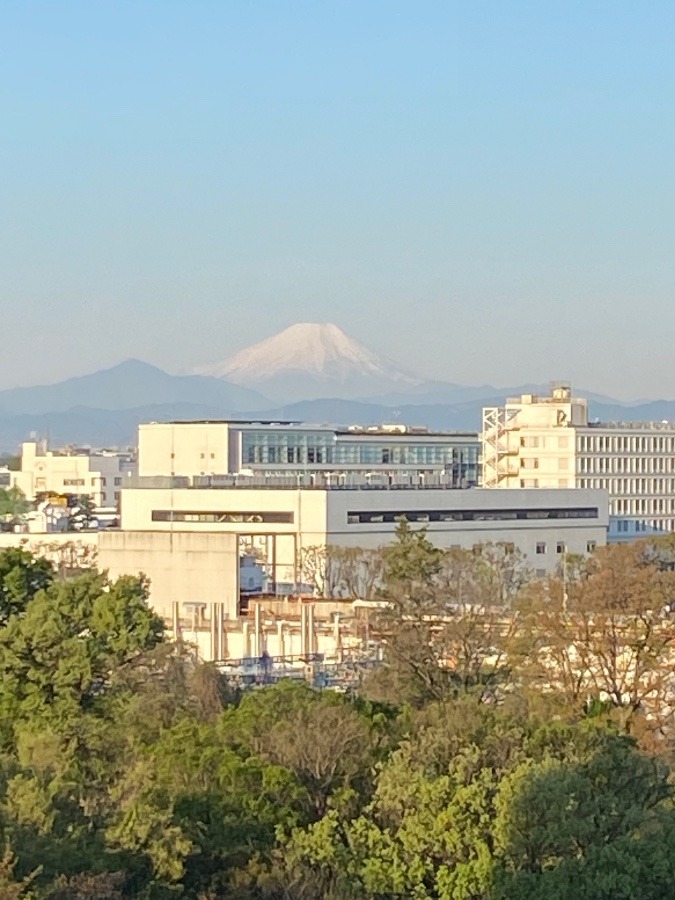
[347,507,598,524]
[151,510,294,524]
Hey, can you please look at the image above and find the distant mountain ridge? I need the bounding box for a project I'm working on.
[0,359,270,416]
[0,340,674,450]
[1,392,675,451]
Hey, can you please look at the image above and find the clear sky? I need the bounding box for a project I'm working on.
[2,1,675,399]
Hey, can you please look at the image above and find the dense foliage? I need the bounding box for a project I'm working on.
[0,534,674,897]
[0,487,30,521]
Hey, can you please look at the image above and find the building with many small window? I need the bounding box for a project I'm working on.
[482,385,675,539]
[12,440,136,508]
[138,420,480,488]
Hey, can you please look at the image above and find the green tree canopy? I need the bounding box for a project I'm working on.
[0,487,31,520]
[0,547,53,626]
[0,546,671,899]
[0,570,163,734]
[266,709,675,900]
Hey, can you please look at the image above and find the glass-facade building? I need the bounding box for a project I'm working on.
[236,425,480,488]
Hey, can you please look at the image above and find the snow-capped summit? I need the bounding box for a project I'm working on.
[196,322,424,402]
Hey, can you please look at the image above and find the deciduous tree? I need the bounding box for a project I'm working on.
[511,542,675,738]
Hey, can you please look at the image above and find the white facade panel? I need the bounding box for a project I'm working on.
[138,423,231,478]
[99,530,240,621]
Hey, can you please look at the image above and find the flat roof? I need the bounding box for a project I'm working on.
[143,419,477,437]
[586,421,675,430]
[333,430,477,438]
[146,419,302,426]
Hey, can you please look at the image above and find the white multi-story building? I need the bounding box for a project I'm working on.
[12,440,137,508]
[482,384,675,540]
[137,420,480,488]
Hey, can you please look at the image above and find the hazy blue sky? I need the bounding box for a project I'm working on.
[2,1,675,398]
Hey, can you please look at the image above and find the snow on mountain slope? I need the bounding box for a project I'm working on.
[196,323,425,401]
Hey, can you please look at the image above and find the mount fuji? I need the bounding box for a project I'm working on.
[196,322,428,402]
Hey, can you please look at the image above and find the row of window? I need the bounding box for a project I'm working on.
[612,519,675,533]
[520,457,569,470]
[346,507,599,524]
[520,436,570,450]
[579,477,675,499]
[244,447,480,468]
[579,434,675,454]
[579,456,675,474]
[152,507,599,526]
[241,432,479,473]
[614,520,654,533]
[63,477,124,487]
[151,510,294,524]
[536,541,597,554]
[610,497,675,516]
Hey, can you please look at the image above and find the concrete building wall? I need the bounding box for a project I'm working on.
[138,423,231,478]
[120,486,329,540]
[98,530,239,621]
[119,485,607,578]
[120,486,329,587]
[322,488,607,574]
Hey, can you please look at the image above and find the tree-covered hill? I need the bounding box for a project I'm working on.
[0,537,675,897]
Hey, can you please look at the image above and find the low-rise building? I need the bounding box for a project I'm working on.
[12,440,136,507]
[114,477,607,591]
